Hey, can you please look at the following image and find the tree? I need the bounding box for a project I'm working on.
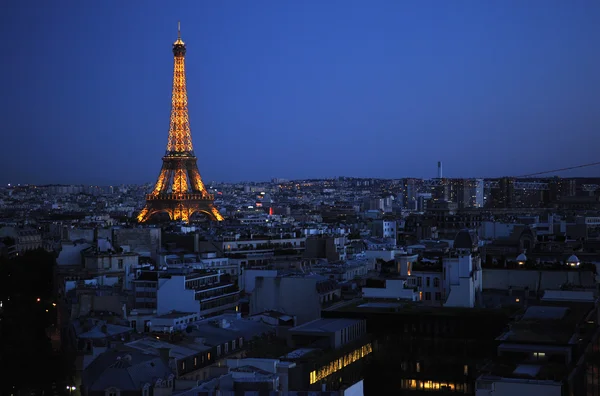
[0,249,70,393]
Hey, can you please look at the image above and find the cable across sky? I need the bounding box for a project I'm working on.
[515,161,600,178]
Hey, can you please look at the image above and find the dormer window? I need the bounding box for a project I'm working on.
[106,388,120,396]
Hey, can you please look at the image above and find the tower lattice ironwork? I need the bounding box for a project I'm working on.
[137,24,224,224]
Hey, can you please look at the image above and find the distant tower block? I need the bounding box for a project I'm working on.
[137,23,224,224]
[438,161,443,179]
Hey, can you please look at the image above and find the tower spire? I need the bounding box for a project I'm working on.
[178,21,181,39]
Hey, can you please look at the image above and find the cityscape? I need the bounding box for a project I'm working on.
[1,2,600,396]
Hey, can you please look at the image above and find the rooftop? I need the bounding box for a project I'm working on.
[126,337,210,359]
[496,301,595,344]
[289,318,361,334]
[155,311,196,319]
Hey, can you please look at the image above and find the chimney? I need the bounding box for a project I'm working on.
[157,347,171,364]
[437,161,443,179]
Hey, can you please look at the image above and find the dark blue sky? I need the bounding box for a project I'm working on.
[1,1,599,184]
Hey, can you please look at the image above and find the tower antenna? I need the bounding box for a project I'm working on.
[178,21,181,38]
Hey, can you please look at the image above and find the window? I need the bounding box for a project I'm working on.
[106,388,120,396]
[194,357,197,367]
[407,262,412,276]
[534,352,546,359]
[232,340,236,350]
[435,292,441,301]
[464,365,469,375]
[207,352,211,360]
[426,277,430,287]
[117,259,124,269]
[239,337,243,347]
[182,361,186,371]
[417,277,422,287]
[225,343,229,353]
[416,362,421,373]
[434,278,440,287]
[217,346,221,356]
[425,292,431,300]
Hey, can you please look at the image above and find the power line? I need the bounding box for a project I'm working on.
[516,161,600,178]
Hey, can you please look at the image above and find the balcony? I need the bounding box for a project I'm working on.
[194,283,239,301]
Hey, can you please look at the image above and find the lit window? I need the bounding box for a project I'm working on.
[182,361,186,371]
[194,357,197,366]
[416,362,421,372]
[464,365,469,375]
[534,352,545,359]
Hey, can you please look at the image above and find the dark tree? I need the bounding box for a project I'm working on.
[0,249,70,393]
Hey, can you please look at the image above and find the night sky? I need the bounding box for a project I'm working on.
[1,0,599,185]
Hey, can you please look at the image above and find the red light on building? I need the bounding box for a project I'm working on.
[269,207,274,216]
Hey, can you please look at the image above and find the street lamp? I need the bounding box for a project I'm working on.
[66,385,76,394]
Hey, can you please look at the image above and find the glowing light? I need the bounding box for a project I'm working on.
[36,298,41,302]
[52,303,56,307]
[137,30,224,224]
[309,343,372,384]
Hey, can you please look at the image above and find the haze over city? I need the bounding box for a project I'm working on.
[1,0,599,185]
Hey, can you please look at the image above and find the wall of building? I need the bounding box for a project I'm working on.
[244,269,278,294]
[478,222,517,240]
[475,380,562,396]
[157,276,200,316]
[363,280,417,300]
[250,277,321,325]
[113,228,161,261]
[482,269,596,291]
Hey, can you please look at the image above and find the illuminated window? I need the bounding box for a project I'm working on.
[207,353,211,360]
[407,262,412,276]
[416,362,421,372]
[194,357,197,367]
[464,365,469,375]
[182,361,186,371]
[534,352,545,359]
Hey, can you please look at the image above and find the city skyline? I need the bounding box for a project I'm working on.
[1,1,599,185]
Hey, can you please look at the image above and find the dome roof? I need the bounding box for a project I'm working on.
[454,229,478,250]
[516,253,527,262]
[567,254,580,263]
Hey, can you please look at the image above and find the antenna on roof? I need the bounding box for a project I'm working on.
[178,21,181,39]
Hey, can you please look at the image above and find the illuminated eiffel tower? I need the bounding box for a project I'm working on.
[137,23,223,223]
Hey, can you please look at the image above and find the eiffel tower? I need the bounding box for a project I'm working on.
[137,23,224,224]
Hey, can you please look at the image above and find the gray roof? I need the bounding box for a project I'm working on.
[76,320,134,340]
[454,229,478,250]
[186,315,274,345]
[83,348,173,391]
[126,338,210,360]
